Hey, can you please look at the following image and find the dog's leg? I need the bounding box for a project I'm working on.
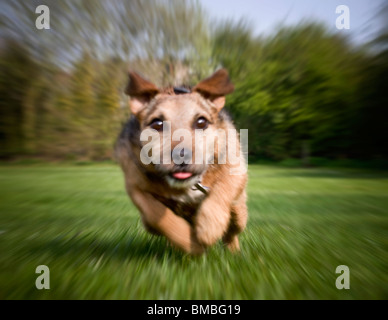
[130,189,205,255]
[195,197,231,247]
[141,216,162,236]
[195,173,247,248]
[222,190,248,252]
[223,234,240,252]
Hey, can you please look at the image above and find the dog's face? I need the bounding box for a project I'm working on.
[126,69,234,189]
[139,93,220,189]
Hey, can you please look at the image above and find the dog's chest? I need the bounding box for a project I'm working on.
[154,189,206,223]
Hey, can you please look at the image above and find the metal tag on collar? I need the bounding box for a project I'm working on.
[193,182,210,195]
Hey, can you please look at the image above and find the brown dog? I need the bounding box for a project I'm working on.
[115,69,247,255]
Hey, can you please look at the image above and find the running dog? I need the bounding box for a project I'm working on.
[115,69,247,254]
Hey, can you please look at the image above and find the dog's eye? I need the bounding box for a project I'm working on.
[150,119,163,131]
[195,117,208,130]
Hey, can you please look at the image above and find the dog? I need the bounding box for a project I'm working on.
[115,69,247,255]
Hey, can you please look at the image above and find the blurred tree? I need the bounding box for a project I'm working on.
[93,58,124,159]
[263,24,364,162]
[0,40,40,157]
[352,2,388,159]
[0,0,214,85]
[213,22,366,162]
[71,52,95,117]
[0,0,386,163]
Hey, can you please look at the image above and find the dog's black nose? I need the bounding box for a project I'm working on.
[172,148,192,165]
[173,87,191,95]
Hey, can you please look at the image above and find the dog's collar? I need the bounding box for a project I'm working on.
[192,182,210,195]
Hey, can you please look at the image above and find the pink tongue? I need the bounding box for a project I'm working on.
[172,172,193,180]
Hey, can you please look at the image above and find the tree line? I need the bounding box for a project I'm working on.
[0,0,387,163]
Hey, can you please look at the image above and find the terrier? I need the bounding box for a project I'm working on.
[115,69,247,254]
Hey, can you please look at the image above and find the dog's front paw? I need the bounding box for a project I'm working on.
[195,222,219,247]
[195,204,230,247]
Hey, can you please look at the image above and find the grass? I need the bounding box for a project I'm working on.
[0,164,387,299]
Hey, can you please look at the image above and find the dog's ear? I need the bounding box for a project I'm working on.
[193,69,234,111]
[125,72,159,115]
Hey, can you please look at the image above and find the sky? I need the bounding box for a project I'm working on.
[199,0,385,44]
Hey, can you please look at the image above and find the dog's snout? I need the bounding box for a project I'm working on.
[172,147,192,165]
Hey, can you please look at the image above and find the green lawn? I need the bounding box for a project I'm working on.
[0,164,387,299]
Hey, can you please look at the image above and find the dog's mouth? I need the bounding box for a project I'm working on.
[165,168,202,189]
[170,172,193,180]
[154,164,206,189]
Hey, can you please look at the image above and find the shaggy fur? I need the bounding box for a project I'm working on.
[116,69,248,254]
